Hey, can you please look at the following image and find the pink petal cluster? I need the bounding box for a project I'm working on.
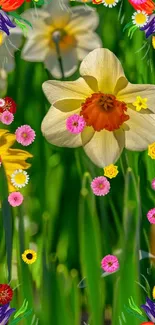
[147,208,155,224]
[15,125,36,146]
[91,176,110,196]
[101,255,119,273]
[151,178,155,190]
[66,114,86,134]
[0,111,14,125]
[8,192,24,207]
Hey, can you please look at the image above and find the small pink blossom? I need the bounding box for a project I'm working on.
[0,99,5,107]
[8,192,24,207]
[91,176,110,196]
[66,114,86,134]
[15,125,36,146]
[0,111,14,125]
[101,255,119,273]
[147,208,155,224]
[151,179,155,190]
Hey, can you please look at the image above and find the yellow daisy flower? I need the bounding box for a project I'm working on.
[0,129,32,192]
[22,249,37,264]
[104,164,119,179]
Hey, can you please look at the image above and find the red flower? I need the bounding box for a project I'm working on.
[0,284,13,305]
[128,0,155,14]
[0,97,17,114]
[92,0,103,3]
[0,0,25,12]
[140,323,154,324]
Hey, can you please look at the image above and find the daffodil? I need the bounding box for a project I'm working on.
[21,0,102,79]
[0,28,22,72]
[41,48,155,168]
[0,129,32,192]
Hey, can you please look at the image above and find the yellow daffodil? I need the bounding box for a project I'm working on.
[41,48,155,167]
[21,1,102,79]
[133,96,148,111]
[104,164,119,178]
[0,130,32,192]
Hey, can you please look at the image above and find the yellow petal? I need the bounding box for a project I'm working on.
[152,286,155,299]
[0,131,16,154]
[152,36,155,49]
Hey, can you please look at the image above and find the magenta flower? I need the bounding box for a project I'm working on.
[151,179,155,191]
[101,255,119,273]
[15,125,36,146]
[0,111,14,125]
[8,192,24,207]
[91,176,110,196]
[147,208,155,224]
[66,114,86,134]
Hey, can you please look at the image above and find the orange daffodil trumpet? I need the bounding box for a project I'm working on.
[41,48,155,167]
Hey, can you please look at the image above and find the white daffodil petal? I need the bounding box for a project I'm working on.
[22,39,50,62]
[117,82,155,113]
[43,0,71,28]
[66,6,99,34]
[0,28,22,72]
[76,33,102,61]
[81,126,95,146]
[125,108,155,150]
[42,77,93,105]
[83,129,125,167]
[80,48,126,94]
[41,106,82,147]
[44,48,78,79]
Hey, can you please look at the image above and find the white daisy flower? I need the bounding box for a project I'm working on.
[102,0,119,7]
[11,169,29,188]
[132,10,149,27]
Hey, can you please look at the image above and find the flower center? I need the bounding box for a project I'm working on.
[108,262,113,266]
[22,132,28,138]
[80,92,129,132]
[26,253,33,259]
[51,30,76,51]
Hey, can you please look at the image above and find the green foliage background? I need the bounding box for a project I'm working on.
[0,1,155,324]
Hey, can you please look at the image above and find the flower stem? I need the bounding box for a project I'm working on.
[54,40,65,79]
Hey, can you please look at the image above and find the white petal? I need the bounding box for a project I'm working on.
[43,0,71,28]
[42,77,93,106]
[22,39,50,62]
[125,108,155,150]
[44,48,78,78]
[83,129,125,167]
[76,33,102,61]
[117,82,155,113]
[80,48,126,93]
[66,6,99,34]
[41,106,82,147]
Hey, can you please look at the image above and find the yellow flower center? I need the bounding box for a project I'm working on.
[135,12,147,25]
[51,30,76,52]
[104,0,117,4]
[14,172,27,185]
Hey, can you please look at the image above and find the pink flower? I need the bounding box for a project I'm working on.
[0,99,5,107]
[101,255,119,273]
[8,192,24,207]
[0,111,14,125]
[15,125,36,146]
[151,179,155,190]
[91,176,110,196]
[66,114,86,134]
[147,208,155,224]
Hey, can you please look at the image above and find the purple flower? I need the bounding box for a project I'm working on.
[141,297,155,323]
[0,303,15,325]
[0,10,16,35]
[140,14,155,38]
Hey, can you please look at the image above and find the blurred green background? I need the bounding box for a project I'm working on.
[0,1,155,324]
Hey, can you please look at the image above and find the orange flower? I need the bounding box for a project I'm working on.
[0,0,25,11]
[128,0,155,15]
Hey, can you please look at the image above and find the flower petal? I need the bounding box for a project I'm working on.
[76,32,102,61]
[43,0,71,28]
[117,82,155,113]
[44,48,78,79]
[80,48,126,94]
[22,38,50,62]
[66,6,99,34]
[42,77,93,106]
[0,132,16,153]
[83,129,125,167]
[125,108,155,150]
[41,106,82,147]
